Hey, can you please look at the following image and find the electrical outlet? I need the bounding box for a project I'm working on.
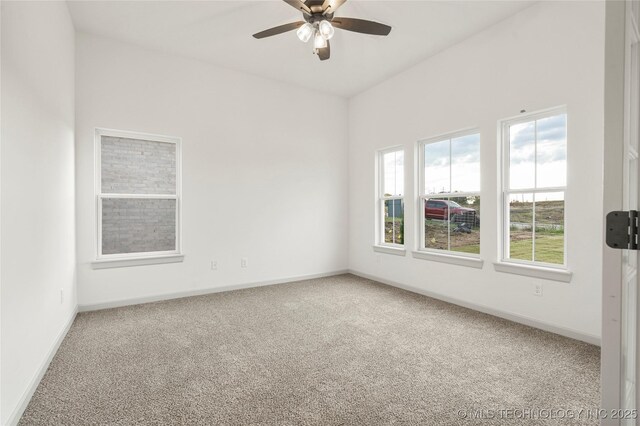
[211,260,218,271]
[241,258,248,268]
[534,283,543,297]
[60,288,64,304]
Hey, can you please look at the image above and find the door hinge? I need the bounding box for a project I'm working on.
[606,210,639,250]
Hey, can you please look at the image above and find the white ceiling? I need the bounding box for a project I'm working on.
[67,0,535,97]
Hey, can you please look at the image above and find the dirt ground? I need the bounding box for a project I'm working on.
[384,219,404,244]
[425,219,479,251]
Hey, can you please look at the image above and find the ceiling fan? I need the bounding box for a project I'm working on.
[252,0,391,61]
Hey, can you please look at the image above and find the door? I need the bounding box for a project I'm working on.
[621,0,640,418]
[603,1,640,424]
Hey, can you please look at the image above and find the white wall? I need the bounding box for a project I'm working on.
[348,1,605,342]
[1,1,76,424]
[75,33,348,307]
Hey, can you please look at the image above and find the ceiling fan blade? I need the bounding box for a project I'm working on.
[332,17,391,36]
[317,40,330,61]
[283,0,312,16]
[321,0,347,15]
[253,21,305,39]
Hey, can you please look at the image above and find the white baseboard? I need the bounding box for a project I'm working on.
[6,305,78,426]
[349,269,601,346]
[78,269,349,312]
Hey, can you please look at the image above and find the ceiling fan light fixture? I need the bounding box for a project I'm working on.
[318,20,335,40]
[314,31,327,49]
[296,22,314,42]
[252,0,392,61]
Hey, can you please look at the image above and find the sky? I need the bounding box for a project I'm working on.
[424,133,480,195]
[510,113,566,191]
[508,113,566,202]
[383,150,404,196]
[383,113,567,202]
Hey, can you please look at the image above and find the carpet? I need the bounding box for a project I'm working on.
[19,274,600,425]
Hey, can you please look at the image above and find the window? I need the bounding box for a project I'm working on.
[501,109,566,267]
[95,129,181,261]
[418,131,481,256]
[377,148,404,247]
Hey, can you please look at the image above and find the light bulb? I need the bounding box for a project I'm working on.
[318,20,335,40]
[296,23,314,43]
[314,31,327,49]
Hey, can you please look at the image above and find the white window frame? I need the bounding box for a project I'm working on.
[499,107,568,270]
[94,128,183,266]
[416,129,481,260]
[375,146,405,251]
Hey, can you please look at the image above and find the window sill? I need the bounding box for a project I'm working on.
[373,245,406,256]
[412,250,484,269]
[493,261,572,282]
[92,254,184,269]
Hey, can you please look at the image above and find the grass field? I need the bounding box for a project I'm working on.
[509,229,564,264]
[509,199,564,264]
[423,220,563,264]
[444,229,563,263]
[387,198,564,264]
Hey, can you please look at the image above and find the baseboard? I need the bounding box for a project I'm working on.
[349,269,601,346]
[78,269,349,312]
[6,305,78,426]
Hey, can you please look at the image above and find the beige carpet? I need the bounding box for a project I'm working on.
[20,274,600,425]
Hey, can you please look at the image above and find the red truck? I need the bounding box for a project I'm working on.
[425,199,479,226]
